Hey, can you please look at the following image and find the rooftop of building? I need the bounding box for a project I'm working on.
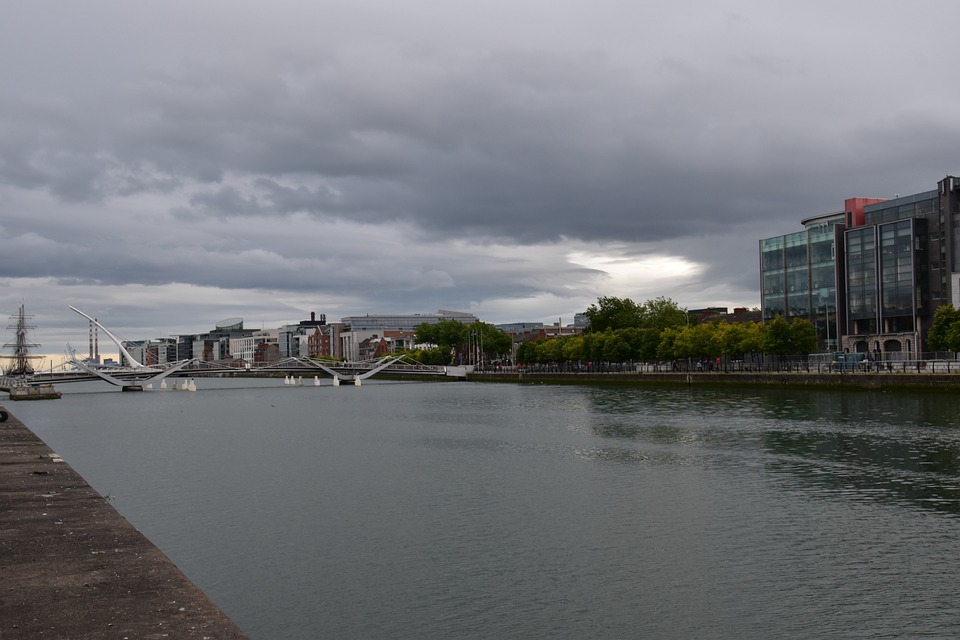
[800,210,845,228]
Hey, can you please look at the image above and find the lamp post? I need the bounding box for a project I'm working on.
[819,289,832,353]
[826,303,831,351]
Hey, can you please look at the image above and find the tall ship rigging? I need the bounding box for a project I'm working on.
[3,304,61,399]
[5,303,40,376]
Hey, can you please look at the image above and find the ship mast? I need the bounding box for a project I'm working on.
[4,304,41,377]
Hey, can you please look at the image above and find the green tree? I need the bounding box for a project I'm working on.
[657,326,681,360]
[537,337,564,363]
[589,331,611,361]
[415,319,466,350]
[515,339,539,364]
[602,331,632,362]
[719,322,762,357]
[619,327,646,360]
[762,316,792,356]
[639,296,688,332]
[671,323,722,359]
[671,325,696,359]
[701,322,725,358]
[927,305,960,351]
[634,327,662,360]
[789,318,818,356]
[470,322,512,362]
[762,316,816,357]
[392,346,450,366]
[562,335,586,362]
[580,332,601,362]
[415,319,471,364]
[584,296,643,332]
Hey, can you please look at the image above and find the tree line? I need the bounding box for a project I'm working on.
[395,319,514,366]
[516,296,817,365]
[397,296,818,367]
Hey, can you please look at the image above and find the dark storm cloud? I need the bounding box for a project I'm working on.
[254,179,341,214]
[188,186,264,218]
[4,7,952,238]
[122,47,774,243]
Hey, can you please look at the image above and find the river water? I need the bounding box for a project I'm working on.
[12,378,960,639]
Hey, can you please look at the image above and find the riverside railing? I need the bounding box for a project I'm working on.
[505,354,960,374]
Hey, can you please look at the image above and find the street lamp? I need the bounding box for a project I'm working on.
[819,289,832,352]
[825,302,831,350]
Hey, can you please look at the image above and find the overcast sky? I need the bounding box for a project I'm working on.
[3,1,960,359]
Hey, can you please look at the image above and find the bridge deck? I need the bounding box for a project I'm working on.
[27,358,451,386]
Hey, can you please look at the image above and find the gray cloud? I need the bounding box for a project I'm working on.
[2,0,960,354]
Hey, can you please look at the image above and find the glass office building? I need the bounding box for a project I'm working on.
[760,175,960,357]
[759,234,786,320]
[759,214,843,350]
[341,310,478,331]
[843,193,934,356]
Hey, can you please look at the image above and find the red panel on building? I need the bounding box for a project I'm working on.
[844,197,887,227]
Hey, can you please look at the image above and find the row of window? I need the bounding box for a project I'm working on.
[762,217,928,326]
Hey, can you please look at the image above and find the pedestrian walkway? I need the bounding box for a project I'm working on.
[0,408,249,639]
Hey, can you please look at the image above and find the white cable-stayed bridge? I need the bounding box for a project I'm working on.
[12,307,460,392]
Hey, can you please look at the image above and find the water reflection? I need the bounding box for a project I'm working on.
[580,384,960,516]
[763,430,960,516]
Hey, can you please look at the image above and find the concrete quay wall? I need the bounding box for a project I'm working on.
[469,370,960,391]
[0,409,250,639]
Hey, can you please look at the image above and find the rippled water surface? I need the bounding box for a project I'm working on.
[14,379,960,639]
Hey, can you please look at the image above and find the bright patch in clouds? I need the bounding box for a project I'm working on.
[568,249,702,294]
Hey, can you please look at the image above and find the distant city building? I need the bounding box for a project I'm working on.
[727,308,762,324]
[306,322,346,359]
[505,323,583,347]
[183,317,256,362]
[759,175,960,356]
[341,310,477,331]
[340,310,478,360]
[120,340,147,367]
[277,312,327,359]
[120,338,176,367]
[357,336,392,360]
[495,322,544,333]
[254,340,280,364]
[230,329,278,364]
[688,307,730,322]
[193,336,231,362]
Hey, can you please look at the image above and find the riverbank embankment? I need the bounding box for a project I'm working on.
[0,408,249,639]
[469,370,960,391]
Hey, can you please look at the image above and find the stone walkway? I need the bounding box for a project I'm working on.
[0,407,250,639]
